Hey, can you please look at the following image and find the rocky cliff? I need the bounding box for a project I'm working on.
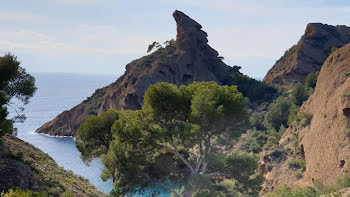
[36,10,230,136]
[0,135,106,196]
[263,23,350,86]
[261,42,350,192]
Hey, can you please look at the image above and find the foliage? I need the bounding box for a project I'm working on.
[241,130,268,153]
[0,189,48,197]
[288,159,306,171]
[292,82,309,106]
[250,112,265,130]
[305,72,319,89]
[266,185,316,197]
[287,105,300,126]
[0,53,36,138]
[60,191,74,197]
[78,82,264,196]
[76,110,119,162]
[263,97,295,130]
[329,46,339,56]
[275,45,296,66]
[223,66,278,104]
[295,113,313,128]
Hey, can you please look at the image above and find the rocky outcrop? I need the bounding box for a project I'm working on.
[263,23,350,86]
[0,135,106,196]
[262,43,350,192]
[36,10,230,136]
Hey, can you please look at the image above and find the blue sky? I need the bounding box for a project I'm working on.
[1,0,350,78]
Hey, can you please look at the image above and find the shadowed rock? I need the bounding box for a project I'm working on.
[36,10,229,136]
[264,23,350,86]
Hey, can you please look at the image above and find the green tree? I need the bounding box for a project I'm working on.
[291,83,309,106]
[263,97,294,130]
[76,110,119,161]
[304,72,319,89]
[0,53,36,138]
[78,82,263,197]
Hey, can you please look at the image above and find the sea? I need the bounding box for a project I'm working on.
[8,73,169,196]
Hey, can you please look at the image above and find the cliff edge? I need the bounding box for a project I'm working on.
[263,23,350,86]
[36,10,230,136]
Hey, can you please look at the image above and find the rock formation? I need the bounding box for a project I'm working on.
[263,23,350,86]
[0,135,106,196]
[36,10,230,136]
[261,42,350,192]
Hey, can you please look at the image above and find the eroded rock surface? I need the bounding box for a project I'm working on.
[36,10,230,136]
[263,23,350,86]
[262,43,350,192]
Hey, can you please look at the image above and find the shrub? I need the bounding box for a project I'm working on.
[292,83,309,106]
[263,97,294,130]
[250,112,265,130]
[345,128,350,137]
[288,159,306,171]
[294,169,303,179]
[0,189,48,197]
[288,105,300,126]
[266,185,316,197]
[329,46,339,56]
[276,45,296,65]
[305,72,319,88]
[60,191,74,197]
[295,113,313,127]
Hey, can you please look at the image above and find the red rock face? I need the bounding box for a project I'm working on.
[262,43,350,192]
[36,10,229,136]
[263,23,350,86]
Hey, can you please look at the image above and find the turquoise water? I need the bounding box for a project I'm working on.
[9,73,171,196]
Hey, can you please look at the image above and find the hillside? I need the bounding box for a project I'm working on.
[261,42,350,193]
[0,135,106,196]
[263,23,350,86]
[36,10,246,136]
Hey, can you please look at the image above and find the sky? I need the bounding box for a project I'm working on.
[1,0,350,78]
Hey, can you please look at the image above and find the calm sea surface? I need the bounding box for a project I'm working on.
[9,73,116,193]
[8,73,178,196]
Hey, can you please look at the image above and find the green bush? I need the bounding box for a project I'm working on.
[60,191,74,197]
[263,97,295,130]
[295,113,313,127]
[292,83,309,106]
[288,105,300,126]
[223,66,278,103]
[305,72,319,89]
[250,112,265,130]
[294,169,303,179]
[266,185,316,197]
[288,159,306,171]
[276,45,296,66]
[329,46,339,56]
[0,189,48,197]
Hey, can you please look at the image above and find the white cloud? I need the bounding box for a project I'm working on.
[0,12,45,23]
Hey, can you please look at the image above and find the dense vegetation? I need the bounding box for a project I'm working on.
[0,53,36,139]
[77,82,264,197]
[223,66,278,104]
[241,71,319,153]
[266,172,350,197]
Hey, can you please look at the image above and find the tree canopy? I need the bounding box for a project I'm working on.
[0,53,36,138]
[77,82,263,197]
